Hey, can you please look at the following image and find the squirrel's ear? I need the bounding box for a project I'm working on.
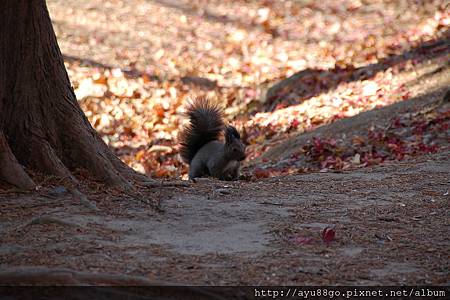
[225,127,232,144]
[225,125,240,143]
[226,126,240,138]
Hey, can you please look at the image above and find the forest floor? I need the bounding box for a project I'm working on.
[0,148,449,285]
[1,0,449,287]
[1,79,449,286]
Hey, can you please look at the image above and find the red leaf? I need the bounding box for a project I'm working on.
[290,119,300,129]
[321,227,336,244]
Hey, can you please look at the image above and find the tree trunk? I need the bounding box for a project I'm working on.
[0,0,149,190]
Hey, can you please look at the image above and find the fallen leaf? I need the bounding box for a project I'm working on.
[253,168,271,178]
[321,226,336,244]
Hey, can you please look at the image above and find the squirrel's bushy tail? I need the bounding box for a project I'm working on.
[179,97,224,164]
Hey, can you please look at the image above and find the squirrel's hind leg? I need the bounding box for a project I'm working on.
[188,159,208,180]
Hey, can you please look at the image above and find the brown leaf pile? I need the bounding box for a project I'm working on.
[48,0,449,179]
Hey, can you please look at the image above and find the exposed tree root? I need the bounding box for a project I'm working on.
[0,132,36,190]
[31,138,77,181]
[69,188,100,211]
[11,216,84,233]
[0,267,171,285]
[0,267,229,300]
[139,180,191,188]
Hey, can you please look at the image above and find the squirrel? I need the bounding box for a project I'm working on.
[179,97,246,181]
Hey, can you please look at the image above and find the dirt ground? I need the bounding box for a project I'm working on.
[0,148,449,285]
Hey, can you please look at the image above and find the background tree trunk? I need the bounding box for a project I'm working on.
[0,0,149,190]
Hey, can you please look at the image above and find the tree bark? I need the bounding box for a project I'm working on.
[0,0,148,190]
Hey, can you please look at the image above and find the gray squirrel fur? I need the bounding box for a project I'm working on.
[179,97,246,180]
